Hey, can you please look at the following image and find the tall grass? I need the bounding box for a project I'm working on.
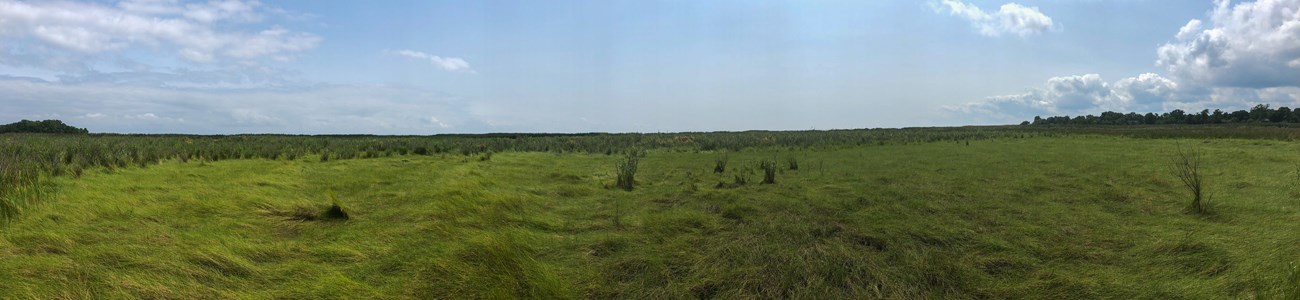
[0,153,42,222]
[616,151,639,191]
[759,159,777,184]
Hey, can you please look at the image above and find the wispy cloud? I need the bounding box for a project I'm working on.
[0,76,476,134]
[0,0,319,64]
[930,0,1055,37]
[387,49,475,73]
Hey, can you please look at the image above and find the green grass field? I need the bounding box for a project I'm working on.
[1,135,1298,298]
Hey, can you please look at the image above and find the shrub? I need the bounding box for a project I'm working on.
[615,151,639,191]
[787,157,799,170]
[759,159,777,184]
[1171,147,1209,214]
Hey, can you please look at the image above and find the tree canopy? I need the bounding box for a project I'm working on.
[1025,104,1300,126]
[0,120,89,134]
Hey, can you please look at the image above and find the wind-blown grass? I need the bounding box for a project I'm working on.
[1,131,1300,297]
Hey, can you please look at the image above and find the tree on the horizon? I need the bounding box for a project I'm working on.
[0,120,89,134]
[1026,104,1300,126]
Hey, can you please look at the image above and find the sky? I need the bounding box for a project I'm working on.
[0,0,1297,134]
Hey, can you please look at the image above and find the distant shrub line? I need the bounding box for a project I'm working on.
[9,120,1300,222]
[1026,104,1300,126]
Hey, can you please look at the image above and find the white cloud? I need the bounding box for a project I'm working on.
[388,50,475,73]
[0,77,476,134]
[1156,0,1300,88]
[1111,73,1180,110]
[946,73,1182,121]
[0,0,319,65]
[1175,19,1203,40]
[429,117,451,129]
[953,0,1300,122]
[931,0,1055,37]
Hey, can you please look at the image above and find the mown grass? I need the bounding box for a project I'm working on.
[0,135,1298,298]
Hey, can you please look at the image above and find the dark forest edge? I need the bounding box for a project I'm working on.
[1025,104,1300,126]
[0,120,88,134]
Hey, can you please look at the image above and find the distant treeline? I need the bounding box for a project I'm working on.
[1026,104,1300,126]
[0,120,88,134]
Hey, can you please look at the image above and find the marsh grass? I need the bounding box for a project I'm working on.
[758,159,777,184]
[615,151,638,191]
[0,134,1298,298]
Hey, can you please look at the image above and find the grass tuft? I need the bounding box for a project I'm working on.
[758,159,777,184]
[714,155,727,174]
[615,150,639,191]
[321,190,349,221]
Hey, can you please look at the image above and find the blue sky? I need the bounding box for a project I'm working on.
[1,0,1297,134]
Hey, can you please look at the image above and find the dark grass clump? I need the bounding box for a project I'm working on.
[787,157,799,170]
[759,159,777,184]
[258,191,349,222]
[322,203,349,220]
[714,155,727,174]
[321,191,349,221]
[616,151,639,191]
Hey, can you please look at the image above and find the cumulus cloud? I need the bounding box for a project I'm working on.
[388,50,474,73]
[931,0,1055,37]
[1157,0,1300,88]
[947,73,1181,121]
[1111,73,1181,110]
[0,0,319,64]
[953,0,1300,122]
